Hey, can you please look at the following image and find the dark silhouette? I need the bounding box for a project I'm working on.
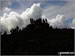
[1,18,74,55]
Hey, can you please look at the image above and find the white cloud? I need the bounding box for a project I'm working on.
[1,3,42,34]
[72,19,75,25]
[47,15,69,29]
[21,3,42,20]
[20,3,42,29]
[1,12,24,34]
[71,18,75,29]
[3,7,11,13]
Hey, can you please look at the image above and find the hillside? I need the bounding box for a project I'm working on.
[1,18,74,55]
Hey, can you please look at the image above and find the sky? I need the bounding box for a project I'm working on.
[0,0,75,34]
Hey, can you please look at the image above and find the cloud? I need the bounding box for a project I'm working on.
[3,7,11,13]
[72,19,75,25]
[1,12,24,33]
[47,15,69,29]
[21,3,42,20]
[1,3,42,34]
[71,18,75,29]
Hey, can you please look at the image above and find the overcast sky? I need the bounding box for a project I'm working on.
[0,0,75,33]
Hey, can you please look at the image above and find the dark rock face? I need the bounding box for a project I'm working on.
[1,18,74,55]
